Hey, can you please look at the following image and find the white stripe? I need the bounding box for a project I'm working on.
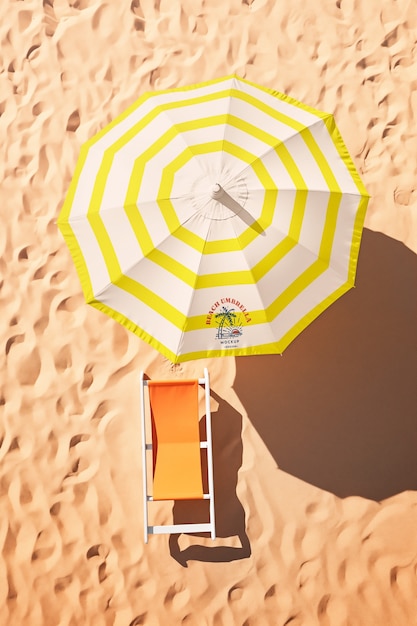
[99,206,144,275]
[270,267,345,334]
[70,145,108,218]
[223,96,301,143]
[194,245,260,275]
[307,121,359,192]
[70,218,110,294]
[255,244,321,309]
[126,258,196,314]
[328,193,362,278]
[99,284,183,353]
[235,78,321,127]
[297,191,333,253]
[159,96,233,122]
[143,228,203,271]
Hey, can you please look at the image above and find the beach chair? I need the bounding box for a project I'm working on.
[140,368,215,543]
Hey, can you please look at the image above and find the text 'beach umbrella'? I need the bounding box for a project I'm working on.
[58,75,369,362]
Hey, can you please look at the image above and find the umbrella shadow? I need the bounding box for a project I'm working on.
[233,229,417,501]
[169,390,251,566]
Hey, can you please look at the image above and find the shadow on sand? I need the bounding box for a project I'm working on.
[169,390,251,566]
[169,229,416,563]
[234,229,417,501]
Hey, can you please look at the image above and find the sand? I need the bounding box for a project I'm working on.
[1,0,417,624]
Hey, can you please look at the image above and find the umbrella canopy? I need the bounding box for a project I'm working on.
[58,75,369,362]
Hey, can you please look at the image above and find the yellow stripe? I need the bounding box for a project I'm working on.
[174,344,282,362]
[87,210,122,280]
[266,259,327,321]
[301,128,341,192]
[347,194,369,284]
[317,193,341,263]
[193,270,255,289]
[321,113,370,198]
[88,300,179,363]
[251,234,300,282]
[139,206,299,290]
[235,74,332,121]
[124,202,154,257]
[68,270,358,365]
[116,276,187,329]
[79,148,122,281]
[147,249,197,286]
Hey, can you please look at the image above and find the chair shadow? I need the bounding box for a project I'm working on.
[233,229,417,501]
[169,391,251,566]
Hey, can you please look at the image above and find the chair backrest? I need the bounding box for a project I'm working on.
[148,379,204,500]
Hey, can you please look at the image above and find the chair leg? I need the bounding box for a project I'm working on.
[140,371,149,543]
[204,367,216,539]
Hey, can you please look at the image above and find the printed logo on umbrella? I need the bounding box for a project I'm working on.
[206,298,251,347]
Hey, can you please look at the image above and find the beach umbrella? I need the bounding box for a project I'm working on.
[58,75,369,363]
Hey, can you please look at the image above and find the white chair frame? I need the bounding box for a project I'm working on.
[140,368,216,543]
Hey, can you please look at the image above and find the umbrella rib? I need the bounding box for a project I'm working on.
[94,210,212,300]
[227,216,270,319]
[219,79,236,172]
[177,218,215,352]
[66,202,164,221]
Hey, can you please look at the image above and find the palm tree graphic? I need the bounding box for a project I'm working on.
[215,306,237,339]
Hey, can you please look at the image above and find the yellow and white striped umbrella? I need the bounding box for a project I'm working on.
[58,75,369,363]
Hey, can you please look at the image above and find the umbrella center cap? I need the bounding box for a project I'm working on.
[210,183,224,200]
[191,176,249,220]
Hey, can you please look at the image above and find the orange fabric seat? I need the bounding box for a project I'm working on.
[148,379,204,500]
